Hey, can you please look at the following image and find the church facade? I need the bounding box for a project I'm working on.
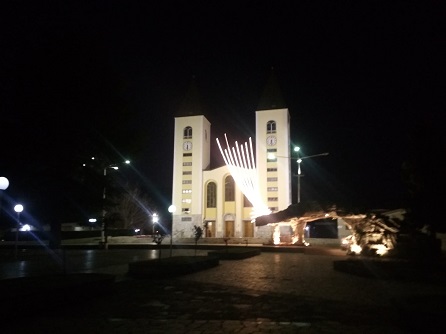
[170,75,294,243]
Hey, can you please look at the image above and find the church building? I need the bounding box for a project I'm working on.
[170,72,293,243]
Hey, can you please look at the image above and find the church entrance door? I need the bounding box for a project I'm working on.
[225,221,234,237]
[243,220,254,237]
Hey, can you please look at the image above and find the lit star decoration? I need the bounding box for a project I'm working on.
[216,134,271,221]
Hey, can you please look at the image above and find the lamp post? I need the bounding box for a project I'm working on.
[294,147,302,204]
[168,205,176,257]
[152,213,159,235]
[88,218,97,230]
[0,177,9,226]
[14,204,23,259]
[293,147,329,203]
[101,160,130,249]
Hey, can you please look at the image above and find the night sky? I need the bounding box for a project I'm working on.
[1,1,445,225]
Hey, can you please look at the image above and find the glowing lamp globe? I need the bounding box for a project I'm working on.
[14,204,24,213]
[0,177,9,190]
[168,205,176,213]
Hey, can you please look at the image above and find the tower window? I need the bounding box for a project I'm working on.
[267,149,277,161]
[266,121,276,134]
[206,182,217,208]
[183,126,192,139]
[224,175,235,201]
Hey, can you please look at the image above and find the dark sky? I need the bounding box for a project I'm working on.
[1,1,445,223]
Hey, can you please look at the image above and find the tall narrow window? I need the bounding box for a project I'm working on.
[224,175,235,201]
[206,182,217,208]
[183,126,192,139]
[266,121,276,134]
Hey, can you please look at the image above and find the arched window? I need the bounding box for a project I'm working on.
[224,175,235,201]
[183,126,192,139]
[266,121,276,134]
[206,182,217,208]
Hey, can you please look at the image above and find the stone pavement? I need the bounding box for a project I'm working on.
[0,246,445,333]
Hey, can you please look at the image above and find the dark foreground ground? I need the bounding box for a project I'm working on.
[0,243,445,334]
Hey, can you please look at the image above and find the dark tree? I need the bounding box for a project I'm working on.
[193,225,203,243]
[193,225,203,255]
[1,12,146,228]
[402,120,446,236]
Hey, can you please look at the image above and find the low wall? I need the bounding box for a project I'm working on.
[173,237,341,246]
[305,237,342,246]
[2,229,138,241]
[174,237,268,245]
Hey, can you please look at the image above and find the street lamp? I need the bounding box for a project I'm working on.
[0,177,9,191]
[101,160,131,249]
[293,147,329,203]
[273,148,328,203]
[168,205,176,257]
[88,218,97,230]
[14,204,23,259]
[152,213,159,235]
[0,177,9,226]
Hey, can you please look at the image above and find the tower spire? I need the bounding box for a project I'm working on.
[176,75,204,117]
[257,67,286,110]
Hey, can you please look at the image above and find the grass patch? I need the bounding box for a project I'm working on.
[333,258,446,284]
[0,273,115,317]
[128,255,219,278]
[208,247,261,260]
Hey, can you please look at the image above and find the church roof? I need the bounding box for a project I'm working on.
[257,68,287,111]
[176,76,205,117]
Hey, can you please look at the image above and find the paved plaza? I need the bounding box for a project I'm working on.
[0,245,445,333]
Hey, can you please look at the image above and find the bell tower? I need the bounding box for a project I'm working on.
[256,69,292,212]
[171,79,211,237]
